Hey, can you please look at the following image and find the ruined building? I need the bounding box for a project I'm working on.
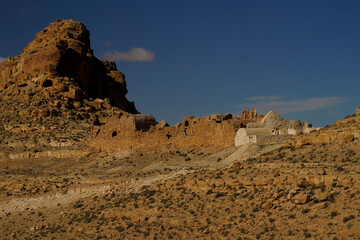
[90,109,320,150]
[89,110,262,151]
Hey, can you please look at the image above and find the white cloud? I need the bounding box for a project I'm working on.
[246,96,282,101]
[103,47,155,62]
[240,96,349,114]
[0,56,6,63]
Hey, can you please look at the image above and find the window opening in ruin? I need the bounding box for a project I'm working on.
[193,121,197,125]
[42,79,53,88]
[185,121,189,126]
[185,130,189,136]
[179,126,182,131]
[112,131,117,137]
[166,134,171,139]
[93,117,101,126]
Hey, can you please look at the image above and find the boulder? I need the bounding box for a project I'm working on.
[344,134,355,143]
[293,193,310,204]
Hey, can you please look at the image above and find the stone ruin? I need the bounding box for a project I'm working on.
[235,111,318,146]
[89,108,320,150]
[89,109,263,151]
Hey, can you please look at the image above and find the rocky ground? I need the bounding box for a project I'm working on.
[1,112,360,239]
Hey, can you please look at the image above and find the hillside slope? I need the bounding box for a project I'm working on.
[1,114,360,239]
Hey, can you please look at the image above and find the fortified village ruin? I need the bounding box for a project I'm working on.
[89,108,318,151]
[89,109,262,151]
[0,19,318,153]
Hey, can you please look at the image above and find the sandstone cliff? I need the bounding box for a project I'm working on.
[0,19,138,113]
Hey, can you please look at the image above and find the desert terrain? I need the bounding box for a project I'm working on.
[1,20,360,240]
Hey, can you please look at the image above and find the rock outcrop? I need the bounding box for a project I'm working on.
[247,111,312,133]
[247,111,306,129]
[0,19,138,113]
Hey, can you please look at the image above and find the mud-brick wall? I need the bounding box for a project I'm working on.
[89,115,241,151]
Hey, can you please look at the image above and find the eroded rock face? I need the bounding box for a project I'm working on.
[0,19,138,113]
[247,111,309,131]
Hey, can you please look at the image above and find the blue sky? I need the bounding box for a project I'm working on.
[1,0,359,126]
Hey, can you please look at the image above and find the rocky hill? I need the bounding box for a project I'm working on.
[0,19,138,113]
[0,19,140,164]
